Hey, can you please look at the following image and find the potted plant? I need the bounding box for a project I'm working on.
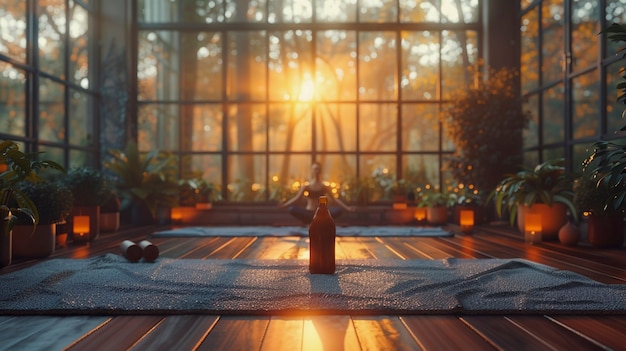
[441,66,531,198]
[0,140,65,267]
[63,166,109,242]
[104,140,179,225]
[489,158,577,240]
[193,178,218,210]
[419,188,456,225]
[573,172,624,247]
[12,181,73,257]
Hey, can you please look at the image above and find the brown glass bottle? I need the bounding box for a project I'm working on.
[309,196,336,274]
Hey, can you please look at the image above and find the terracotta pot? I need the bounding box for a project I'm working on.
[12,223,56,258]
[427,206,449,225]
[516,203,568,240]
[587,214,624,248]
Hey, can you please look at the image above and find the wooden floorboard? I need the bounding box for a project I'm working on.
[1,223,626,350]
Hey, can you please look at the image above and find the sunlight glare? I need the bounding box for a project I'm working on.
[298,74,315,101]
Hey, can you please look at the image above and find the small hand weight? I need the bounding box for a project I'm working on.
[120,240,142,262]
[139,240,159,262]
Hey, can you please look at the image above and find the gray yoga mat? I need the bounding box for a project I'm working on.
[1,254,625,315]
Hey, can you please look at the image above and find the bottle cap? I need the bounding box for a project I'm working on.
[319,195,327,205]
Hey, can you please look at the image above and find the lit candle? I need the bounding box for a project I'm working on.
[524,213,542,244]
[73,215,90,242]
[459,209,474,234]
[414,207,426,221]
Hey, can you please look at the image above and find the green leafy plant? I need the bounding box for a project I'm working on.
[63,166,110,207]
[419,189,457,208]
[13,182,73,225]
[104,140,179,218]
[573,171,620,217]
[0,140,65,228]
[488,158,577,226]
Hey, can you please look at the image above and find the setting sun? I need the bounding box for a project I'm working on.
[298,74,315,101]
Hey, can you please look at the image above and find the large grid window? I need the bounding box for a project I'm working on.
[136,0,481,203]
[0,0,98,168]
[520,0,626,172]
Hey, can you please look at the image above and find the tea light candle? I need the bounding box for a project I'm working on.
[73,215,90,243]
[414,207,426,221]
[524,213,542,244]
[459,209,474,234]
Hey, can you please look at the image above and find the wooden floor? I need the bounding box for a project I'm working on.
[2,223,626,351]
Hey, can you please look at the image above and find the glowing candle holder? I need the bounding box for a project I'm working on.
[459,209,474,234]
[170,207,184,223]
[524,213,542,244]
[414,207,426,222]
[73,215,90,243]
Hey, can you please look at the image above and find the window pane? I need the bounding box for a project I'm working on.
[400,0,439,23]
[541,0,564,84]
[317,30,357,101]
[268,31,313,101]
[184,154,221,184]
[359,154,397,201]
[401,104,439,151]
[139,0,178,22]
[227,104,267,151]
[523,94,539,149]
[606,0,626,56]
[572,72,599,140]
[38,0,66,78]
[268,0,312,23]
[69,89,94,147]
[183,104,223,151]
[521,7,539,94]
[359,0,397,23]
[138,30,179,101]
[0,62,26,137]
[359,103,397,152]
[401,31,439,101]
[227,154,266,201]
[441,30,478,100]
[268,103,312,151]
[316,104,356,152]
[359,32,397,101]
[571,0,600,71]
[227,31,267,101]
[269,154,311,200]
[226,0,266,22]
[542,84,565,145]
[38,145,64,166]
[69,3,90,88]
[403,154,440,187]
[181,32,222,101]
[441,0,479,23]
[69,149,92,168]
[0,0,27,62]
[138,104,179,151]
[316,0,356,22]
[38,78,65,143]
